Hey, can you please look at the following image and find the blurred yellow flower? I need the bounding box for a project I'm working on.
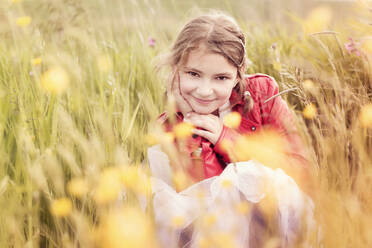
[199,237,212,248]
[50,197,72,217]
[41,66,70,93]
[219,139,233,153]
[202,213,217,227]
[235,201,251,215]
[233,130,288,170]
[171,215,185,228]
[173,170,190,192]
[223,112,242,129]
[67,177,88,198]
[362,40,372,55]
[258,184,278,220]
[16,16,32,27]
[94,167,123,204]
[359,103,372,127]
[120,166,139,188]
[120,166,151,195]
[11,0,22,3]
[163,132,175,143]
[303,7,332,34]
[96,54,112,73]
[97,207,156,248]
[303,103,317,119]
[221,179,232,189]
[212,232,236,248]
[302,79,315,90]
[174,122,194,139]
[31,57,42,66]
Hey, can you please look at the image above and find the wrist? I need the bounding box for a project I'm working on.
[213,125,233,163]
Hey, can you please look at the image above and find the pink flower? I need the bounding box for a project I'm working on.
[344,37,361,56]
[148,37,156,47]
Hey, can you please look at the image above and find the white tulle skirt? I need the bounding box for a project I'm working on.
[147,145,315,248]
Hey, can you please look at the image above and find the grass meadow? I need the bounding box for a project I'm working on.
[1,0,372,247]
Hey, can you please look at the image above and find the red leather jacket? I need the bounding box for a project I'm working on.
[158,74,310,186]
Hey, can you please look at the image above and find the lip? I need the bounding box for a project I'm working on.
[192,96,215,105]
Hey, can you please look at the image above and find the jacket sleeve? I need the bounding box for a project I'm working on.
[201,141,224,178]
[213,125,238,164]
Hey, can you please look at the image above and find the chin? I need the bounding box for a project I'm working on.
[191,106,218,115]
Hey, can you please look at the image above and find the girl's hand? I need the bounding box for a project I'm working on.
[167,69,192,116]
[184,112,223,145]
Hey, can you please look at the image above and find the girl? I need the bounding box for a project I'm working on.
[148,11,314,248]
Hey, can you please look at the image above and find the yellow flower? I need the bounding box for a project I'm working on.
[50,197,72,217]
[31,57,42,66]
[221,179,232,189]
[258,183,278,220]
[173,122,194,139]
[359,103,372,127]
[16,16,32,27]
[96,54,112,73]
[219,139,233,153]
[96,207,156,248]
[303,7,332,34]
[212,232,236,248]
[163,132,175,143]
[120,166,151,195]
[94,167,123,204]
[11,0,22,3]
[41,66,70,93]
[67,177,88,198]
[302,79,315,90]
[303,103,317,119]
[235,201,251,215]
[223,112,242,129]
[233,130,288,170]
[202,213,217,227]
[199,237,212,248]
[171,215,185,228]
[173,170,190,192]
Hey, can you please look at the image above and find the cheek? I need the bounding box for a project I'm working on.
[179,77,196,95]
[215,83,235,100]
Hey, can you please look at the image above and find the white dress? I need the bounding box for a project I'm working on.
[147,103,315,248]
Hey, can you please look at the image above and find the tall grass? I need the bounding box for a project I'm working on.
[0,0,372,247]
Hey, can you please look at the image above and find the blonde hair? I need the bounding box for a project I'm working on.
[155,11,254,112]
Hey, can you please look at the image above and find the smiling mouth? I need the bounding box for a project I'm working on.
[193,96,215,105]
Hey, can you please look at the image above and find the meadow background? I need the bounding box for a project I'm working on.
[1,0,372,247]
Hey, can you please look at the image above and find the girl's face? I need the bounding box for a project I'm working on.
[178,45,238,115]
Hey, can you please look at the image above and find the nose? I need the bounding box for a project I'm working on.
[195,79,213,97]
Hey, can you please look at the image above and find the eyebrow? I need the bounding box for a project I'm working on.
[184,67,234,77]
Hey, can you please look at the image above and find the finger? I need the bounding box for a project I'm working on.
[187,118,216,133]
[189,113,219,122]
[188,114,219,131]
[192,128,213,141]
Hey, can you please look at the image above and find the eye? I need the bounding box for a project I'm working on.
[216,76,229,81]
[187,71,200,77]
